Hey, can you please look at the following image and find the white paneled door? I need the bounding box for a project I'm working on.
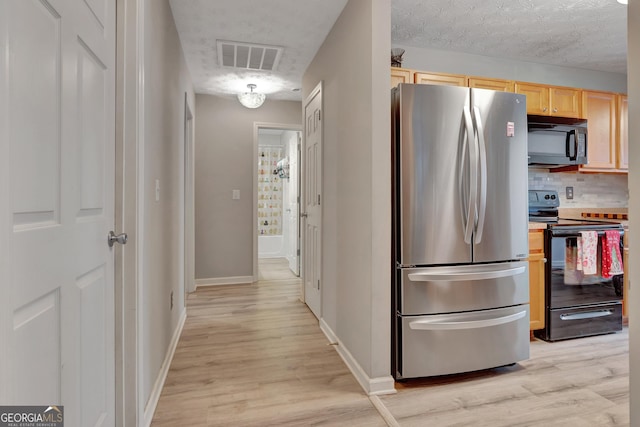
[0,0,116,425]
[303,84,322,319]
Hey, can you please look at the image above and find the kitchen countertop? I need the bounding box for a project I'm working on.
[528,222,548,231]
[529,207,629,231]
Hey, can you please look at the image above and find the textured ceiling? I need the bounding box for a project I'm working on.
[169,0,348,101]
[169,0,627,102]
[392,0,627,75]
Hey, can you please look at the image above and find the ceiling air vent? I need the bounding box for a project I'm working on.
[217,40,283,71]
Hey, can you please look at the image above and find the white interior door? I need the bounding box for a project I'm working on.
[303,84,322,319]
[288,132,301,276]
[0,0,115,424]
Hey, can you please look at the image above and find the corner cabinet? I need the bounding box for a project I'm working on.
[391,67,412,89]
[617,95,628,171]
[528,230,546,331]
[579,91,618,171]
[515,82,582,118]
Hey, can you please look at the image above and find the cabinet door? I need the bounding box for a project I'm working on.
[414,72,467,87]
[550,87,582,118]
[468,77,514,92]
[515,82,549,115]
[617,95,628,170]
[580,91,617,171]
[528,231,545,331]
[391,67,412,89]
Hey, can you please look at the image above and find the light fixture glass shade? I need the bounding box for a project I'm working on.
[617,0,627,4]
[237,84,266,108]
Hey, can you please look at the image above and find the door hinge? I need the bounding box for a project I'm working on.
[317,279,320,290]
[317,194,321,205]
[297,249,300,256]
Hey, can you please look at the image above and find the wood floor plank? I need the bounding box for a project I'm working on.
[151,258,384,426]
[152,258,630,426]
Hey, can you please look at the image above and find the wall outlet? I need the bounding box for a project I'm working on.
[566,186,574,200]
[170,291,173,310]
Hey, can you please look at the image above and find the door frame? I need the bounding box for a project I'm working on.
[183,95,195,296]
[252,122,302,282]
[115,0,144,424]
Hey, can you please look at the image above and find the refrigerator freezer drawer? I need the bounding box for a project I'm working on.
[397,305,530,379]
[399,261,529,315]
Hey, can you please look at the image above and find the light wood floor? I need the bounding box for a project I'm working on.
[152,258,629,426]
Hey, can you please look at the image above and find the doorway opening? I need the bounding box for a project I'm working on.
[253,124,301,282]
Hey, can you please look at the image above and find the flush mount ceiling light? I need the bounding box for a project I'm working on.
[237,83,266,109]
[617,0,627,4]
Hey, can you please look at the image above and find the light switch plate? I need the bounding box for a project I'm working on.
[232,189,240,200]
[155,179,160,201]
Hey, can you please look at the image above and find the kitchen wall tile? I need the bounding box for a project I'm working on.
[528,169,628,208]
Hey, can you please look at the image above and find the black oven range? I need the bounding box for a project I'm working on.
[529,190,624,342]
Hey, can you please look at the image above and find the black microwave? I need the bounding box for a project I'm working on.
[527,115,588,167]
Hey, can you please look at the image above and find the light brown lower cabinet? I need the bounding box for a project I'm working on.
[528,230,546,331]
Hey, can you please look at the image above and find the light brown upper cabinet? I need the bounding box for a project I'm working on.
[468,77,515,93]
[391,67,412,89]
[617,95,628,171]
[414,71,467,87]
[515,82,582,118]
[580,90,617,171]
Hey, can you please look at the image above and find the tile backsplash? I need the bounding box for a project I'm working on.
[528,169,628,208]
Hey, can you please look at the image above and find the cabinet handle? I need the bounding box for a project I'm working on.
[543,107,547,112]
[543,258,547,263]
[553,107,558,113]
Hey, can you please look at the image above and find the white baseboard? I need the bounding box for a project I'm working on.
[143,309,187,427]
[319,318,396,396]
[195,276,254,287]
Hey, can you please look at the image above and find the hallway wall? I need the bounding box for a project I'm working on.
[302,0,393,393]
[142,0,195,412]
[194,95,301,281]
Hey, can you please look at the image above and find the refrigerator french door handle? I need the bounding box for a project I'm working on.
[409,310,527,331]
[472,106,487,244]
[462,106,477,245]
[407,265,526,282]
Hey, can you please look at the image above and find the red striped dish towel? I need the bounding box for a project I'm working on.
[578,231,598,275]
[602,230,623,278]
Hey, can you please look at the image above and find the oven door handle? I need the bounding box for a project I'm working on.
[409,310,527,331]
[559,310,614,321]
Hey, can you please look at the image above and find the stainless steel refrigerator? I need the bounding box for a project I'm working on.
[391,83,530,380]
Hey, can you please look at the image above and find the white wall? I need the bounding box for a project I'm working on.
[302,0,393,393]
[194,95,301,280]
[395,44,627,93]
[141,0,194,410]
[628,1,638,424]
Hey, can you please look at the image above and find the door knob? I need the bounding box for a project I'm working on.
[108,231,128,247]
[300,212,308,218]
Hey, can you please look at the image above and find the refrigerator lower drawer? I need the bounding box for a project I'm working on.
[399,261,529,315]
[543,303,622,342]
[397,305,530,379]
